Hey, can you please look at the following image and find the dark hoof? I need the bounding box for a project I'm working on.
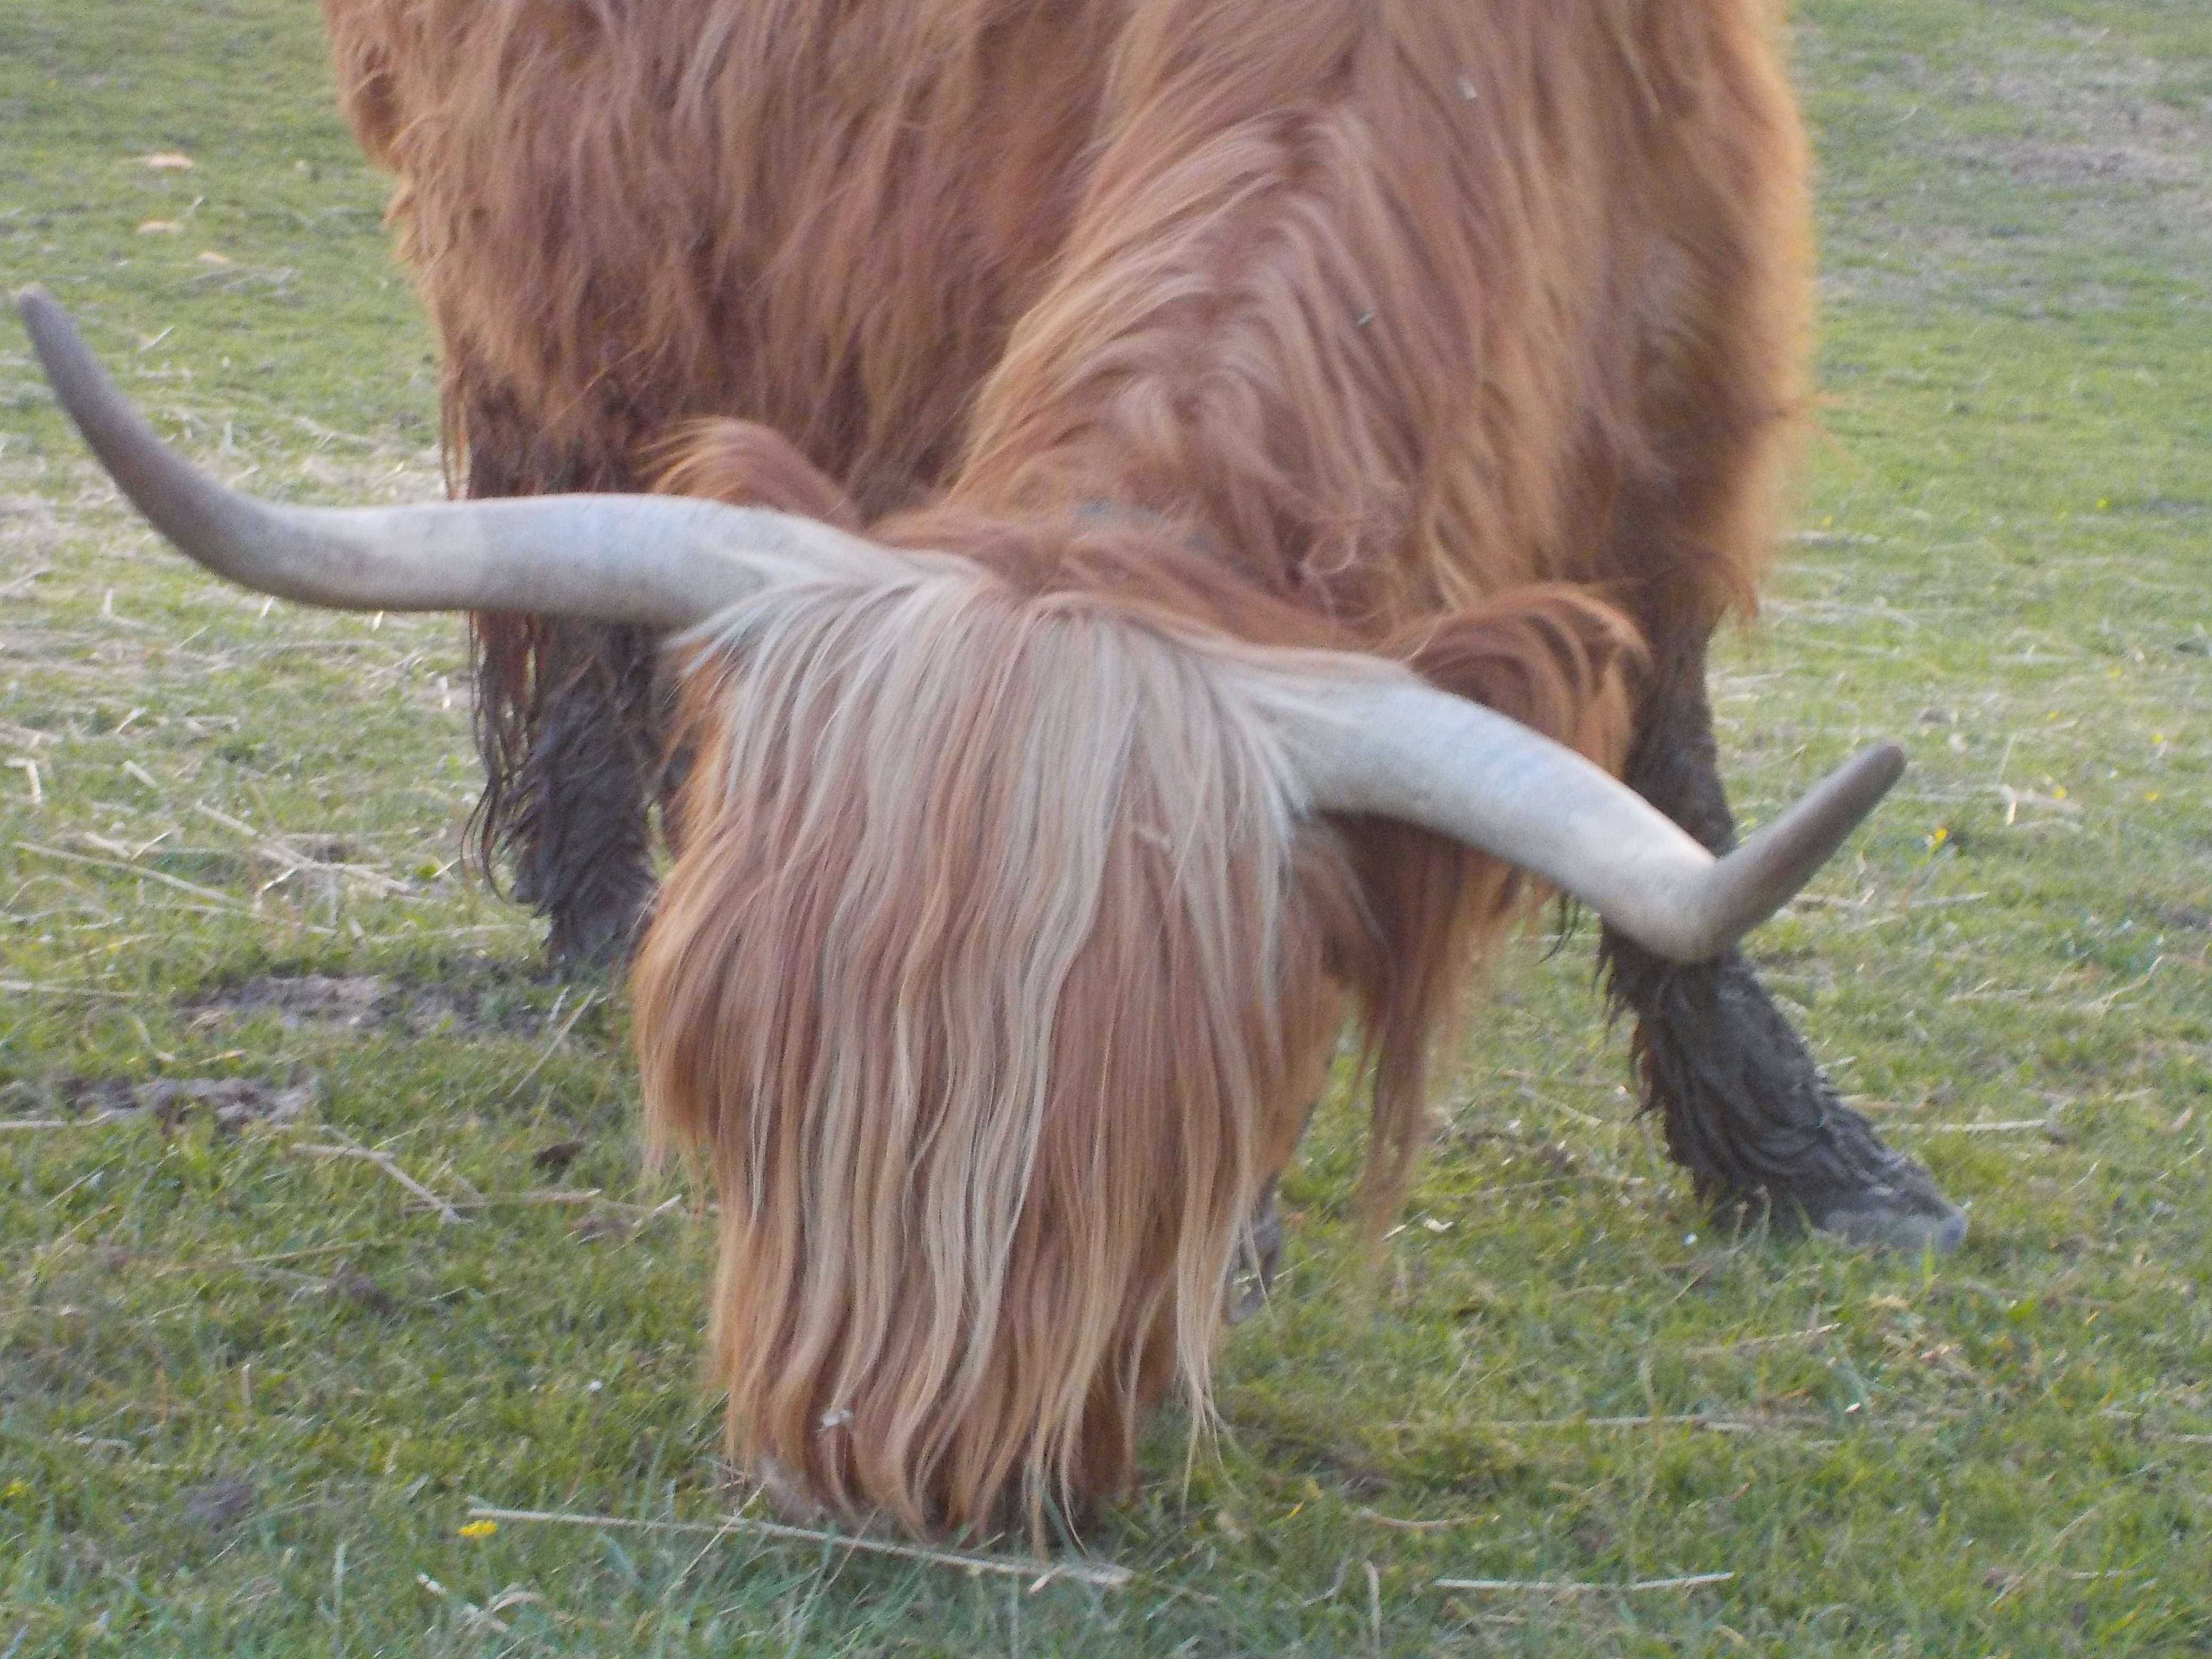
[538,877,653,975]
[1790,1142,1970,1254]
[1605,940,1972,1261]
[1808,1191,1968,1254]
[545,913,642,977]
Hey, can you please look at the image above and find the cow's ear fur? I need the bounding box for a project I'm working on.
[1338,586,1647,1236]
[648,417,865,532]
[1390,586,1645,763]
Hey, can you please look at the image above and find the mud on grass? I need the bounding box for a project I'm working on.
[180,961,566,1040]
[4,0,2211,1654]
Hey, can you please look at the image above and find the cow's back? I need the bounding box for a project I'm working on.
[325,0,1807,636]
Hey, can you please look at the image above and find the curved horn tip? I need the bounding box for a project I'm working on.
[1820,740,1908,830]
[15,287,89,383]
[14,284,62,334]
[1653,740,1910,965]
[1857,740,1907,793]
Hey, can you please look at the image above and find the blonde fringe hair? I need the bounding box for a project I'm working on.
[634,567,1358,1535]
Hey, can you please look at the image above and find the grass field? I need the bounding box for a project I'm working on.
[3,1,2208,1653]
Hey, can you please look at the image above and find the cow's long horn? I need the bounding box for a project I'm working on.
[1279,675,1903,963]
[14,288,887,627]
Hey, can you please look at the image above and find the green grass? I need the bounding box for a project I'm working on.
[3,1,2208,1653]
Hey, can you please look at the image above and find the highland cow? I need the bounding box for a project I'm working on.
[21,0,1963,1542]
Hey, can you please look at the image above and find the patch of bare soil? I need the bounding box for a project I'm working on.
[184,973,391,1031]
[1808,18,2210,310]
[182,958,561,1038]
[2003,143,2196,187]
[53,1075,317,1130]
[1986,47,2211,161]
[1971,46,2210,214]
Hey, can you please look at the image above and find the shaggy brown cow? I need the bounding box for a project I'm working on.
[21,0,1963,1539]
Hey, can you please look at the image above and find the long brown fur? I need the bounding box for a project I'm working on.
[324,0,1809,1535]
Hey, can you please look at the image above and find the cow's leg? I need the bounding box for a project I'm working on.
[1589,49,1963,1249]
[1227,1175,1285,1326]
[1229,995,1347,1323]
[462,398,663,971]
[488,618,662,969]
[1598,642,1966,1251]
